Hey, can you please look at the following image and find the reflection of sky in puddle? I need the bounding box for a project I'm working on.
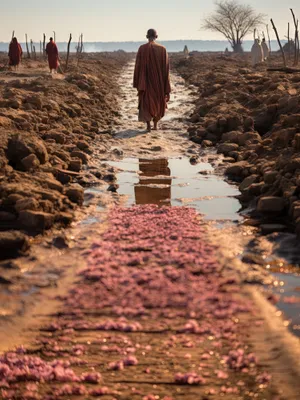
[272,272,300,336]
[109,157,241,221]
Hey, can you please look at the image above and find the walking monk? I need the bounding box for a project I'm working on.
[8,38,23,70]
[46,37,59,73]
[134,29,171,132]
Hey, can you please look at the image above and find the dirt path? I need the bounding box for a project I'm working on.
[0,63,300,399]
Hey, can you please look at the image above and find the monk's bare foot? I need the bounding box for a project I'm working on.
[146,122,151,132]
[153,124,158,131]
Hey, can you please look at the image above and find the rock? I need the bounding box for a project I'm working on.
[71,150,89,164]
[294,133,300,151]
[190,113,200,123]
[244,117,254,130]
[52,235,70,249]
[45,100,60,113]
[225,161,249,178]
[54,212,74,226]
[107,184,119,192]
[0,231,30,260]
[19,210,54,231]
[285,158,300,172]
[217,143,239,155]
[227,114,243,131]
[7,135,48,167]
[283,114,300,127]
[49,155,68,169]
[239,175,259,192]
[42,178,63,193]
[206,121,218,134]
[293,206,300,219]
[39,200,54,213]
[201,140,213,147]
[273,128,296,147]
[222,131,261,146]
[242,253,265,265]
[21,154,40,171]
[205,133,218,143]
[260,224,287,234]
[257,196,285,213]
[189,156,198,165]
[25,95,43,110]
[255,110,276,135]
[112,147,124,156]
[223,157,236,163]
[45,132,66,144]
[15,198,39,213]
[248,182,264,196]
[69,158,82,172]
[104,173,116,182]
[238,132,261,146]
[93,171,102,179]
[65,184,84,205]
[77,140,90,151]
[53,150,71,163]
[0,211,16,222]
[190,136,203,144]
[228,151,241,161]
[0,98,21,109]
[221,131,240,144]
[7,194,24,204]
[264,171,278,184]
[151,146,162,152]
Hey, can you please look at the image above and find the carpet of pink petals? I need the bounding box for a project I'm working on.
[0,205,273,399]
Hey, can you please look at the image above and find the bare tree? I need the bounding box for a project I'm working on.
[202,0,265,53]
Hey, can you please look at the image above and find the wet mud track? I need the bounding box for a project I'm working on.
[0,63,300,399]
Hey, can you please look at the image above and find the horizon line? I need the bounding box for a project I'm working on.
[0,39,287,44]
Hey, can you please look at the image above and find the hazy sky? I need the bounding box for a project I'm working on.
[0,0,299,42]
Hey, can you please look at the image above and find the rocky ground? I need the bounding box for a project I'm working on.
[172,52,300,236]
[0,52,132,259]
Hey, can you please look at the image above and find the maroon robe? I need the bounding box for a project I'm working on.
[134,42,171,122]
[9,40,23,66]
[46,41,59,70]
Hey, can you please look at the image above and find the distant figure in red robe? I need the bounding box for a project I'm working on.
[8,38,23,70]
[46,37,59,73]
[134,29,171,132]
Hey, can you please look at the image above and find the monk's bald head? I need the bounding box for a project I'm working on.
[147,29,158,40]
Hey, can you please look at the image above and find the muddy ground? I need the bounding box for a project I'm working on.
[172,52,300,236]
[0,52,131,258]
[0,53,299,399]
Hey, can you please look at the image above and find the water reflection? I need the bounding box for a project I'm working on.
[108,157,241,221]
[135,159,171,206]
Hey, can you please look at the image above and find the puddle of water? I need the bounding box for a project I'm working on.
[271,272,300,336]
[109,157,242,222]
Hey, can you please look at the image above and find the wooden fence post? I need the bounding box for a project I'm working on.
[43,34,46,58]
[270,19,286,66]
[288,22,291,61]
[266,24,271,54]
[290,9,299,65]
[25,34,31,59]
[65,33,72,72]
